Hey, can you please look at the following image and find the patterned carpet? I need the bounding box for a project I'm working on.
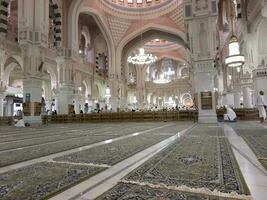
[98,125,250,200]
[230,122,267,170]
[0,122,190,200]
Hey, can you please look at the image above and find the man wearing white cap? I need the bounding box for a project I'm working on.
[256,91,266,123]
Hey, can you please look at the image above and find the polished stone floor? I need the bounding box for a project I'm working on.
[0,122,266,200]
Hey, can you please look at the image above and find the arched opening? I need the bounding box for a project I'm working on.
[41,65,58,114]
[180,93,193,108]
[79,26,94,63]
[78,13,109,78]
[3,57,23,116]
[119,26,190,110]
[68,0,115,74]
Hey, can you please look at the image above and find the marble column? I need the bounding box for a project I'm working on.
[253,67,267,106]
[185,0,218,123]
[74,94,80,114]
[242,87,252,108]
[58,84,74,114]
[23,76,43,124]
[194,62,217,123]
[0,94,4,116]
[110,79,119,112]
[136,65,146,109]
[56,57,75,115]
[234,92,241,108]
[80,99,85,113]
[0,83,6,116]
[18,0,49,125]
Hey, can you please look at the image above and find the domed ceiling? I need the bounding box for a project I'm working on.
[100,0,180,19]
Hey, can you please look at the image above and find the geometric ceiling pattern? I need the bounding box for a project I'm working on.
[107,16,131,45]
[169,5,184,31]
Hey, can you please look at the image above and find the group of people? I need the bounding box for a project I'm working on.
[224,90,266,124]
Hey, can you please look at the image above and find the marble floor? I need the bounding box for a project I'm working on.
[0,121,266,200]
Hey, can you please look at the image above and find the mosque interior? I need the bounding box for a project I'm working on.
[0,0,267,200]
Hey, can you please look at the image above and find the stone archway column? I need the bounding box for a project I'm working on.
[0,93,5,116]
[18,0,49,125]
[109,78,119,112]
[234,91,241,108]
[185,1,218,123]
[136,65,146,109]
[19,45,44,125]
[57,57,75,114]
[58,84,74,114]
[0,49,6,81]
[242,87,253,108]
[74,94,80,114]
[0,96,4,116]
[0,49,7,116]
[23,75,43,122]
[0,82,6,116]
[80,98,85,113]
[54,96,59,112]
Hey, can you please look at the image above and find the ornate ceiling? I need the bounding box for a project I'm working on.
[79,0,187,64]
[100,0,182,19]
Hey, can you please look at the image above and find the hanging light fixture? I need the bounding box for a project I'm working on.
[225,0,245,68]
[128,48,157,65]
[127,6,157,65]
[225,36,245,67]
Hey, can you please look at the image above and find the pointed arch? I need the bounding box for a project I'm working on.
[43,64,58,90]
[116,23,189,77]
[68,1,115,73]
[3,56,23,85]
[82,79,91,98]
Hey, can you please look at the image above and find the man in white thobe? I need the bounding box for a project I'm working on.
[256,91,266,123]
[224,106,237,122]
[14,119,25,128]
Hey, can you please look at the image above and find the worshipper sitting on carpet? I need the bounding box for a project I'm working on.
[224,106,237,122]
[256,91,266,123]
[14,119,25,127]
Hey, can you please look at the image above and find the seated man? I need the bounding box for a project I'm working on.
[224,106,237,122]
[14,119,25,128]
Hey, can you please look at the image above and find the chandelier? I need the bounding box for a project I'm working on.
[128,48,157,65]
[153,74,171,84]
[127,7,157,65]
[225,0,245,68]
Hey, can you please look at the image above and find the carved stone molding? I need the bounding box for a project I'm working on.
[193,60,216,74]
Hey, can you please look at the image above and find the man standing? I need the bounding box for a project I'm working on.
[256,91,266,123]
